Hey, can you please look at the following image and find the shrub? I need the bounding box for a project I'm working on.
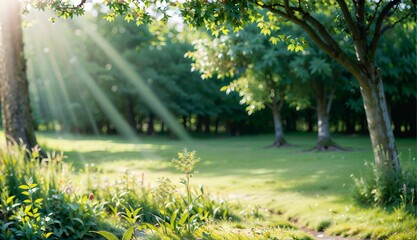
[352,153,417,210]
[0,144,109,239]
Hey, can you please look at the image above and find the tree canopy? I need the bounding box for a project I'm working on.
[22,0,417,172]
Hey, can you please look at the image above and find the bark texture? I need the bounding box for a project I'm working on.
[0,1,39,150]
[359,72,400,171]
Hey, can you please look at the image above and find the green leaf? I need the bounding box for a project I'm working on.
[220,86,228,92]
[124,14,134,23]
[2,222,14,231]
[270,36,278,45]
[35,198,43,204]
[92,231,119,240]
[122,226,136,240]
[133,207,142,216]
[44,232,54,239]
[179,210,189,225]
[170,209,179,229]
[144,223,159,232]
[260,28,271,35]
[295,45,303,52]
[72,218,84,226]
[24,205,32,214]
[19,185,29,190]
[6,196,15,204]
[65,225,75,233]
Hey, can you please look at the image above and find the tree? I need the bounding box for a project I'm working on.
[0,1,40,151]
[289,46,350,150]
[180,0,415,172]
[27,0,415,172]
[187,25,297,147]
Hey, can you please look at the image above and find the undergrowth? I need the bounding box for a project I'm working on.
[0,145,310,239]
[351,151,417,212]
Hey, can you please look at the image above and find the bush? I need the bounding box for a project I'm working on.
[0,144,109,239]
[352,156,417,209]
[0,145,250,240]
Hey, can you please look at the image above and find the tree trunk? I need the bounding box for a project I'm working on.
[214,118,220,134]
[270,104,288,147]
[127,96,136,132]
[196,115,203,133]
[359,73,400,172]
[136,117,144,133]
[0,1,40,151]
[308,83,344,151]
[160,121,165,134]
[316,98,332,148]
[204,116,210,134]
[147,114,154,135]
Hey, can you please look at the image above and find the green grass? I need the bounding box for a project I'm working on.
[27,132,417,238]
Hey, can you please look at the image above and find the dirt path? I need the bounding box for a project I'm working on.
[300,227,355,240]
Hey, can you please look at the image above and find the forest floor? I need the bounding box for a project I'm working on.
[34,132,417,239]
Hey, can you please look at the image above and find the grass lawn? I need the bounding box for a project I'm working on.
[34,132,417,239]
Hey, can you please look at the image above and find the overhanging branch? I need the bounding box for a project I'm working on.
[254,1,362,81]
[335,0,360,39]
[369,0,401,61]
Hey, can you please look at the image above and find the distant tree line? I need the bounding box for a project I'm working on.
[23,13,415,139]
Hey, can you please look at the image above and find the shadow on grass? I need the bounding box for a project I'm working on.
[40,133,416,204]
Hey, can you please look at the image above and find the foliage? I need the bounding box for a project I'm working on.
[187,24,297,115]
[93,148,242,239]
[26,12,254,136]
[0,144,108,239]
[0,141,267,239]
[352,151,417,209]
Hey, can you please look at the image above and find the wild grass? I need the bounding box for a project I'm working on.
[3,131,416,238]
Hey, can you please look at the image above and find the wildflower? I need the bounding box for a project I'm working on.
[152,177,175,204]
[89,193,95,200]
[411,188,415,194]
[403,183,407,193]
[172,148,200,175]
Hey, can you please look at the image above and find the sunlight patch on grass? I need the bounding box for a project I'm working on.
[30,132,417,238]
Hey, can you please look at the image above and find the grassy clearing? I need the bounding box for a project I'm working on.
[31,132,417,238]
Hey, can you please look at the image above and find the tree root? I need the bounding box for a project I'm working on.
[305,140,352,152]
[265,139,295,148]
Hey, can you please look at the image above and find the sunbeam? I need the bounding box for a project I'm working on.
[74,19,191,141]
[26,11,191,141]
[25,11,169,163]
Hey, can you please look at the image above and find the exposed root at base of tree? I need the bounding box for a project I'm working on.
[305,140,352,152]
[265,139,295,148]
